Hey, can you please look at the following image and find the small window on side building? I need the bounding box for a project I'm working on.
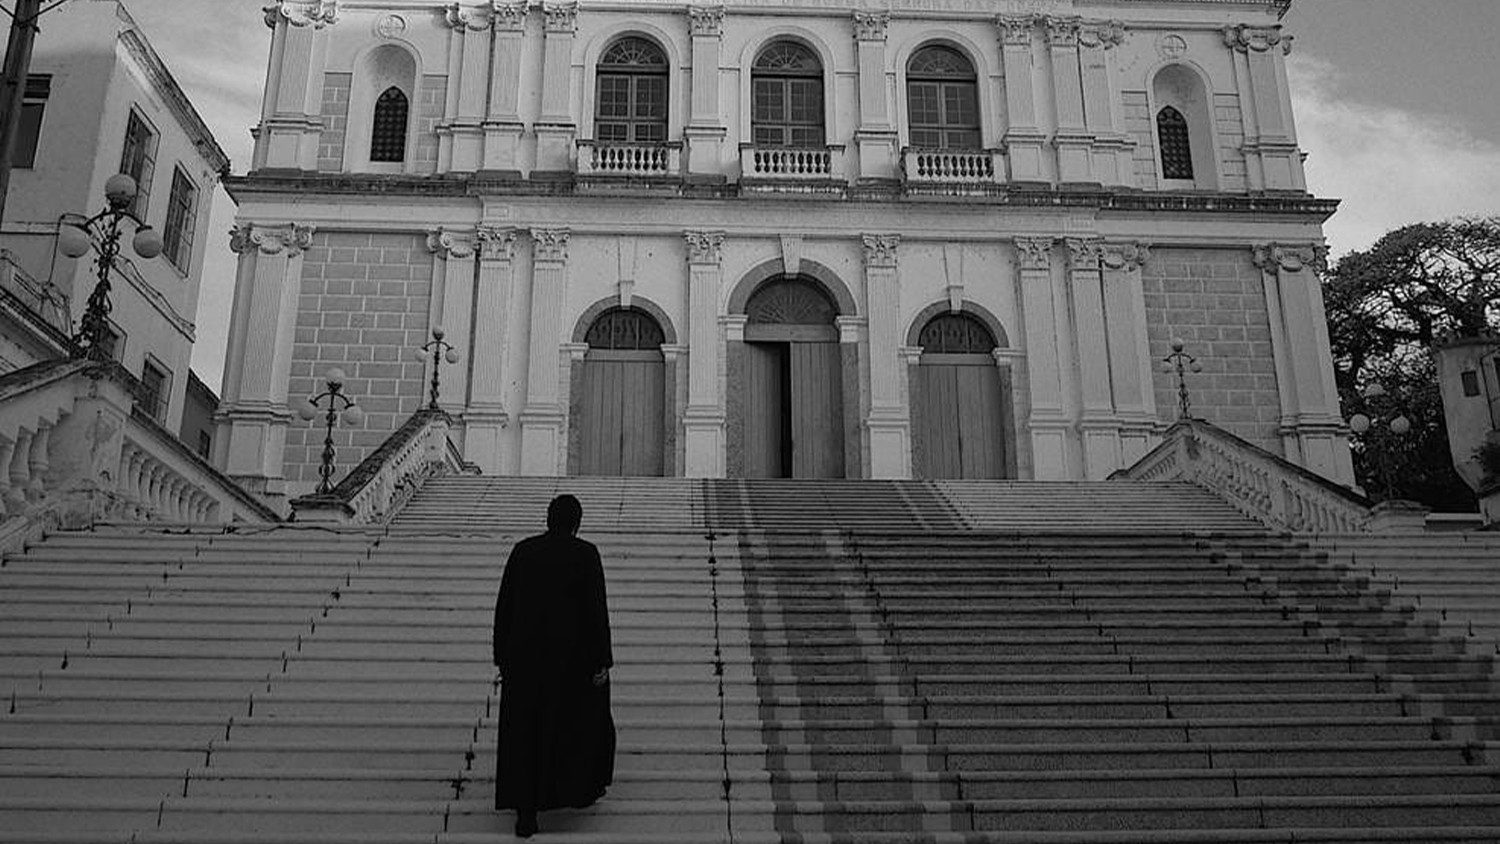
[120,110,158,219]
[1462,370,1481,397]
[162,168,197,271]
[140,359,169,422]
[15,74,50,169]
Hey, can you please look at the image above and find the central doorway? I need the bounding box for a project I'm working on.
[742,277,845,478]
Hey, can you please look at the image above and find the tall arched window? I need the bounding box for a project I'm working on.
[595,37,668,144]
[906,45,979,150]
[585,307,666,350]
[370,86,409,163]
[751,42,824,147]
[918,312,997,353]
[1156,106,1193,180]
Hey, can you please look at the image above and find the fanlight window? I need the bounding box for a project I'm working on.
[1156,106,1193,180]
[745,277,838,325]
[919,312,997,354]
[596,37,668,144]
[751,42,824,148]
[906,46,980,150]
[370,86,409,162]
[586,308,665,350]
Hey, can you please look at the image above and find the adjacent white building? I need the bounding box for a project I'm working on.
[224,0,1353,503]
[0,0,228,432]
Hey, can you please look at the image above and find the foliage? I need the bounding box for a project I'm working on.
[1323,217,1500,510]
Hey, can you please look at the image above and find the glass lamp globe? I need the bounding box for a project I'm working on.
[325,367,347,388]
[444,349,460,364]
[295,399,319,421]
[1389,415,1412,436]
[1190,361,1203,373]
[104,174,138,207]
[1348,413,1371,434]
[413,346,430,361]
[431,326,445,340]
[1160,359,1174,372]
[58,225,92,258]
[132,228,163,259]
[1171,338,1186,353]
[342,405,366,426]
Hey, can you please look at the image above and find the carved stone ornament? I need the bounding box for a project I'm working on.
[230,223,316,256]
[1043,15,1081,46]
[862,234,900,269]
[996,15,1038,47]
[1064,237,1103,268]
[263,0,338,29]
[1252,243,1328,275]
[477,225,518,262]
[1156,32,1188,60]
[1100,242,1151,272]
[446,2,492,31]
[1224,24,1293,56]
[684,230,726,265]
[1014,236,1054,270]
[531,228,571,262]
[852,11,890,43]
[374,14,407,39]
[427,229,477,260]
[1078,19,1125,49]
[491,1,528,31]
[542,2,578,34]
[687,6,725,38]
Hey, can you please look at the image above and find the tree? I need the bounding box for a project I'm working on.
[1323,217,1500,511]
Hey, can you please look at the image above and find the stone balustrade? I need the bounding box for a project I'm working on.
[740,144,843,179]
[289,408,477,524]
[902,148,1003,184]
[576,140,681,177]
[1114,418,1373,534]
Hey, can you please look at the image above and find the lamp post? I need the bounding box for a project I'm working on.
[296,369,365,495]
[414,327,460,411]
[1348,382,1411,501]
[58,173,164,361]
[1160,338,1203,420]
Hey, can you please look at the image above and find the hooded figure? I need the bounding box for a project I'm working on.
[493,494,615,838]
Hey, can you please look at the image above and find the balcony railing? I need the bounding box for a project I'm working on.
[902,148,1004,185]
[740,145,845,180]
[577,140,682,178]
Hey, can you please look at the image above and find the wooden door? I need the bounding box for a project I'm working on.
[790,341,844,478]
[914,354,1006,479]
[578,350,665,476]
[743,342,787,478]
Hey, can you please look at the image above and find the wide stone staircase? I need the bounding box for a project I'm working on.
[3,477,1500,843]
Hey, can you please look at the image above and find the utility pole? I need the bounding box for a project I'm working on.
[0,0,44,227]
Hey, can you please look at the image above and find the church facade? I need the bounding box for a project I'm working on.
[222,0,1351,501]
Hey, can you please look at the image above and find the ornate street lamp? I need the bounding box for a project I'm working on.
[58,173,164,361]
[1348,382,1412,501]
[414,327,460,410]
[296,369,365,495]
[1160,338,1203,420]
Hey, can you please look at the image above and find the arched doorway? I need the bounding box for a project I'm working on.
[911,311,1012,479]
[576,307,667,476]
[742,276,845,478]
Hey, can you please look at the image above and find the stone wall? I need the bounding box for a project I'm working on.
[284,232,433,485]
[1122,91,1157,190]
[415,75,446,171]
[1213,93,1248,192]
[1142,248,1282,452]
[317,73,351,172]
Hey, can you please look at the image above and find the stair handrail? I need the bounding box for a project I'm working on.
[1113,418,1373,534]
[288,407,477,524]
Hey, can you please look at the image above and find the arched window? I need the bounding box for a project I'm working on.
[746,277,838,325]
[370,86,409,163]
[751,42,824,148]
[906,46,980,150]
[1156,106,1193,180]
[595,37,668,144]
[586,307,666,350]
[918,312,996,353]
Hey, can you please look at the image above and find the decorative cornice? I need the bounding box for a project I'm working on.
[263,0,338,29]
[476,225,518,262]
[1064,236,1102,268]
[1014,236,1054,270]
[542,2,577,34]
[230,223,315,256]
[1100,242,1151,272]
[852,11,890,42]
[491,1,527,31]
[996,14,1037,47]
[684,230,725,265]
[427,228,477,260]
[531,228,571,262]
[1043,15,1081,46]
[446,2,491,31]
[687,5,725,38]
[1078,19,1126,49]
[861,234,900,269]
[1224,24,1292,56]
[1252,243,1328,275]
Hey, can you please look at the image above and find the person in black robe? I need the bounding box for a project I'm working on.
[492,494,615,838]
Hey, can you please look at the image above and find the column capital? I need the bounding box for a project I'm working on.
[1100,241,1152,272]
[477,225,519,262]
[1043,15,1081,46]
[852,11,889,42]
[491,1,527,31]
[1064,236,1103,268]
[1224,24,1292,56]
[543,2,577,34]
[427,228,478,259]
[1014,236,1055,271]
[446,2,492,31]
[684,230,726,265]
[263,0,338,29]
[530,228,571,262]
[687,5,725,37]
[861,234,901,269]
[230,222,315,256]
[1253,243,1327,275]
[1078,19,1126,49]
[995,14,1037,47]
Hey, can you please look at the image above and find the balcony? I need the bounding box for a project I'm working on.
[739,145,847,193]
[902,148,1006,193]
[0,249,71,340]
[576,140,682,179]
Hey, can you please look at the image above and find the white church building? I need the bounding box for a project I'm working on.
[221,0,1351,502]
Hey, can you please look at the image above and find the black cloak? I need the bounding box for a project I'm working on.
[493,532,615,811]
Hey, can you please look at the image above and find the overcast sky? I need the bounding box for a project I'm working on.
[88,0,1500,392]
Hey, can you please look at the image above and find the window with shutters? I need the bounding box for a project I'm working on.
[906,46,979,150]
[370,86,409,162]
[751,42,824,148]
[140,359,170,422]
[1157,106,1193,180]
[595,37,668,144]
[161,168,197,271]
[15,74,49,169]
[119,110,157,218]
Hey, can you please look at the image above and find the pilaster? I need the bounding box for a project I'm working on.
[853,12,899,182]
[427,228,479,418]
[1016,236,1069,479]
[519,228,571,475]
[1099,242,1158,464]
[256,1,338,171]
[1225,24,1304,191]
[535,2,579,174]
[466,225,519,472]
[441,3,494,172]
[684,230,727,478]
[862,234,908,478]
[483,2,528,175]
[1066,237,1119,478]
[685,6,728,178]
[1078,19,1132,188]
[996,15,1046,185]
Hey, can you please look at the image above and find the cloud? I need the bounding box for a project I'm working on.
[1290,55,1500,259]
